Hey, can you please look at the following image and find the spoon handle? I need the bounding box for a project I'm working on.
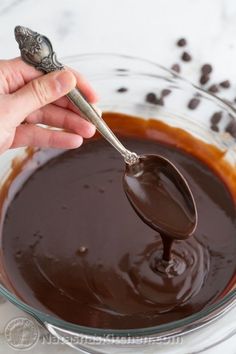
[67,88,138,164]
[14,26,138,165]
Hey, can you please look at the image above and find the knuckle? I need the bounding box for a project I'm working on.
[0,61,24,94]
[62,112,70,129]
[31,79,51,106]
[0,95,13,117]
[48,131,56,147]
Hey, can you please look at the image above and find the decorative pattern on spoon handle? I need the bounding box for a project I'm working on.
[14,26,64,72]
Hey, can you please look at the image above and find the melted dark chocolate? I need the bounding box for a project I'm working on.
[124,154,197,266]
[123,155,197,241]
[1,113,236,329]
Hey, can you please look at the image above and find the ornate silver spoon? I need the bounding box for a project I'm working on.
[14,26,197,241]
[14,26,138,165]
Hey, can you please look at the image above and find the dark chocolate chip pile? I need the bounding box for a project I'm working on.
[170,38,235,136]
[116,37,236,139]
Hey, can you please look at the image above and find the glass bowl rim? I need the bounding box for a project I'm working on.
[1,53,236,338]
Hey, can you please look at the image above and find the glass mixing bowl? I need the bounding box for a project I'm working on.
[1,54,236,353]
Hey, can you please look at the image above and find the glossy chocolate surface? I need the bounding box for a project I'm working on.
[1,113,236,329]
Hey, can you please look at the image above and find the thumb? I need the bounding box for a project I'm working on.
[7,70,76,125]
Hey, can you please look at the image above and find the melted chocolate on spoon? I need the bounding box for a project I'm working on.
[1,113,236,329]
[124,155,197,266]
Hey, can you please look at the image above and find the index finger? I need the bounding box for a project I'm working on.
[4,57,98,102]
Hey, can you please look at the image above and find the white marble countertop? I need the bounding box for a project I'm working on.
[1,0,236,353]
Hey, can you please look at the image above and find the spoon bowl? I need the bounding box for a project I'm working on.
[123,154,198,240]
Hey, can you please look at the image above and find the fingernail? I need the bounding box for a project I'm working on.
[55,70,76,93]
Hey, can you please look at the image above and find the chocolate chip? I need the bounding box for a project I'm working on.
[161,89,171,97]
[211,124,219,132]
[200,74,210,85]
[188,98,200,110]
[201,64,213,75]
[208,85,219,93]
[145,92,157,104]
[117,87,128,93]
[145,93,164,105]
[211,111,223,125]
[177,38,187,47]
[225,121,236,138]
[220,80,230,88]
[155,98,164,106]
[171,63,181,73]
[181,52,192,62]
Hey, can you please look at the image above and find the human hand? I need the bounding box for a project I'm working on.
[0,57,98,155]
